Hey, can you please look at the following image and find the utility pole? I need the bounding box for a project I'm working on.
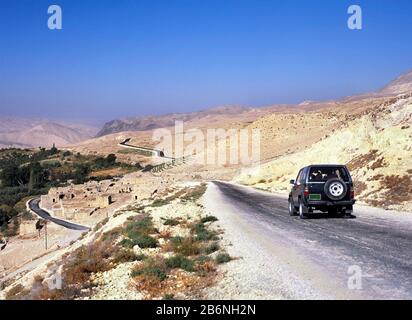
[36,219,48,250]
[44,221,48,250]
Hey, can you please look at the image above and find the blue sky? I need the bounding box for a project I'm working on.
[0,0,412,124]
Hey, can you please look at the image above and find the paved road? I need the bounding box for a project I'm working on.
[28,198,90,231]
[118,138,175,160]
[212,181,412,299]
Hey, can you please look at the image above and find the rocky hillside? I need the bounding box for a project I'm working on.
[380,70,412,95]
[235,94,412,212]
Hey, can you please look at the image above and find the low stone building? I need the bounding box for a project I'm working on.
[40,179,135,221]
[19,221,38,237]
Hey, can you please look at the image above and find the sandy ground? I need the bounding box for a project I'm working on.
[0,224,83,281]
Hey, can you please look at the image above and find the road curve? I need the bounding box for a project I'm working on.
[118,139,175,160]
[210,181,412,299]
[28,198,90,231]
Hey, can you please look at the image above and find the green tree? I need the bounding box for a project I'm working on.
[0,164,20,187]
[106,154,117,166]
[50,143,58,155]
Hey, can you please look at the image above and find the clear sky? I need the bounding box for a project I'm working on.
[1,0,412,124]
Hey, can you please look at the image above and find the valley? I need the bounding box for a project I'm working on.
[0,69,411,300]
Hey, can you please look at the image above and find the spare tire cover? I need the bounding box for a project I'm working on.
[324,179,347,201]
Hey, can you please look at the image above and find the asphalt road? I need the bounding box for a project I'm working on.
[28,198,90,231]
[212,181,412,299]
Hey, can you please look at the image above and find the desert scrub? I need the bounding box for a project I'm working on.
[5,284,30,300]
[170,236,201,256]
[215,253,231,264]
[165,255,195,272]
[131,256,168,281]
[112,249,144,264]
[163,218,180,226]
[121,214,158,249]
[163,293,175,300]
[192,222,218,241]
[203,242,220,255]
[62,240,115,287]
[30,238,117,300]
[181,184,207,202]
[200,215,218,224]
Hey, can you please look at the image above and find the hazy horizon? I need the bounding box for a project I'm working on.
[1,0,412,124]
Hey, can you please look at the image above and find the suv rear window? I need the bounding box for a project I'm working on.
[308,167,349,182]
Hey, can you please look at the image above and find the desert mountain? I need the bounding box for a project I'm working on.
[96,105,277,137]
[380,70,412,95]
[0,118,98,148]
[235,92,412,212]
[97,70,412,138]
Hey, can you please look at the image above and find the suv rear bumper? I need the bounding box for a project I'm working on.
[305,200,356,206]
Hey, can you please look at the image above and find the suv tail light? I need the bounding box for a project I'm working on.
[350,186,355,199]
[304,187,310,197]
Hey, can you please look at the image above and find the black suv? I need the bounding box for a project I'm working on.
[288,165,355,219]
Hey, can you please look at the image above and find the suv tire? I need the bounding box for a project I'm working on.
[289,198,297,216]
[299,199,308,219]
[324,179,347,201]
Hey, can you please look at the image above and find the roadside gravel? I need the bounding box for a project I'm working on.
[202,182,328,300]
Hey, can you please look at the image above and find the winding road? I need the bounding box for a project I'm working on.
[206,181,412,299]
[28,198,90,231]
[118,138,174,159]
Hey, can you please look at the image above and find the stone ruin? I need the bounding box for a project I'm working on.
[40,179,139,221]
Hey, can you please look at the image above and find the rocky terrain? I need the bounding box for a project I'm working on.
[0,178,233,300]
[236,93,412,212]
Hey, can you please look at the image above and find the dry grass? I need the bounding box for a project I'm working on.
[5,284,30,300]
[346,150,379,171]
[169,236,201,256]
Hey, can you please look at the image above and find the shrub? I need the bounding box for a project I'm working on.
[62,239,115,294]
[5,284,30,300]
[195,255,212,264]
[192,222,218,241]
[204,242,220,255]
[180,184,207,201]
[170,236,200,256]
[196,261,217,275]
[215,253,231,264]
[112,249,137,264]
[123,233,157,249]
[163,218,180,226]
[165,255,195,272]
[163,293,175,300]
[125,215,156,235]
[121,215,158,248]
[131,257,168,281]
[101,227,122,242]
[200,216,218,224]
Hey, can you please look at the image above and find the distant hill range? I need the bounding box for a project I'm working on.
[0,118,98,149]
[96,70,412,137]
[95,105,268,137]
[2,69,411,149]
